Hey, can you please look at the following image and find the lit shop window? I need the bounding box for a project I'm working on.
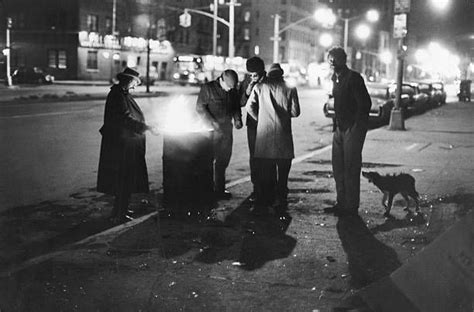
[48,49,67,69]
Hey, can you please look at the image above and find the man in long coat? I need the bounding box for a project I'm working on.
[246,63,300,214]
[97,68,157,223]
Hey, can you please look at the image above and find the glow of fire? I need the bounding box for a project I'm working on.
[157,95,213,134]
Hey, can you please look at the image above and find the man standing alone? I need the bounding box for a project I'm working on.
[324,47,371,217]
[196,69,243,200]
[239,57,266,201]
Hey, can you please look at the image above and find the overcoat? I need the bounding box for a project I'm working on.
[246,79,300,159]
[97,84,150,195]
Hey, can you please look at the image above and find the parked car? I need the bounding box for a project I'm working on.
[417,81,447,106]
[323,83,395,125]
[11,67,55,84]
[388,82,429,113]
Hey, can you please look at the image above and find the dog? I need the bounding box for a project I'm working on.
[362,171,420,217]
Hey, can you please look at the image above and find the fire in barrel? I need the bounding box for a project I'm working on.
[159,96,215,217]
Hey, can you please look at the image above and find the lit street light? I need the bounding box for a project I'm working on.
[319,33,334,48]
[339,9,379,52]
[272,9,333,63]
[355,24,371,41]
[430,0,451,11]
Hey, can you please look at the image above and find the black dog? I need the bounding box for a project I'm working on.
[362,171,420,217]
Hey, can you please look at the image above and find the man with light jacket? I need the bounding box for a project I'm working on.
[246,63,300,214]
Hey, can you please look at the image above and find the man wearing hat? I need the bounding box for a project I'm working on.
[246,63,300,214]
[239,56,266,201]
[97,67,158,224]
[196,69,243,200]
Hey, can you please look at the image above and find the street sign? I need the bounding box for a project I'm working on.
[179,12,191,28]
[394,0,411,13]
[393,13,407,38]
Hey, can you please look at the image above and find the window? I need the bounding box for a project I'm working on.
[48,49,67,69]
[244,11,250,22]
[105,17,112,34]
[86,51,98,70]
[244,28,250,40]
[87,14,98,32]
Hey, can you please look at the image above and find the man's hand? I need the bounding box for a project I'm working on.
[234,119,243,129]
[246,81,256,96]
[148,125,160,136]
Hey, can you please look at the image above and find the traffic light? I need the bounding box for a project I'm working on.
[7,17,12,29]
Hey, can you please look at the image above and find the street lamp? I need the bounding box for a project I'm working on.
[355,24,371,41]
[272,9,333,63]
[319,33,334,48]
[430,0,450,11]
[184,0,240,57]
[339,9,379,52]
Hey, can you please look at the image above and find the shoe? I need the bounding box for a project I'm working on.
[216,190,232,200]
[111,214,134,224]
[323,204,343,215]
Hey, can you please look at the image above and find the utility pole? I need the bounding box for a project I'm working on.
[272,14,280,63]
[212,0,218,56]
[389,0,409,130]
[5,17,12,87]
[112,0,117,35]
[226,0,240,58]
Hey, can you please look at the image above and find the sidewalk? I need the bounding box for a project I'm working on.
[0,101,473,311]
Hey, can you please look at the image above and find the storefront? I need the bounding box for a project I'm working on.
[77,31,175,82]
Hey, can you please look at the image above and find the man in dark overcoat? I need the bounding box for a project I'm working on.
[196,69,243,199]
[97,67,157,223]
[239,56,266,202]
[324,47,371,217]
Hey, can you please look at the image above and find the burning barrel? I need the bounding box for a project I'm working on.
[162,130,215,216]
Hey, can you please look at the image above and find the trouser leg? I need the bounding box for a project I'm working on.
[276,159,292,202]
[247,126,257,188]
[255,158,276,207]
[342,125,367,212]
[114,190,130,218]
[213,127,233,193]
[332,129,345,207]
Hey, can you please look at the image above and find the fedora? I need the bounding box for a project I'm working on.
[117,67,141,84]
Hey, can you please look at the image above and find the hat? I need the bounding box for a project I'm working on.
[246,56,265,73]
[267,63,284,78]
[117,67,141,84]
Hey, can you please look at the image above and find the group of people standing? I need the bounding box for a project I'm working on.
[96,46,371,223]
[196,57,301,215]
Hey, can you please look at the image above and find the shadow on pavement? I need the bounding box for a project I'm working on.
[336,215,401,289]
[370,212,426,234]
[194,199,297,271]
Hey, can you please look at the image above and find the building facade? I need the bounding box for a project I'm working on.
[1,0,401,82]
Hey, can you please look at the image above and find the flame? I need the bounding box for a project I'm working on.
[159,95,213,134]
